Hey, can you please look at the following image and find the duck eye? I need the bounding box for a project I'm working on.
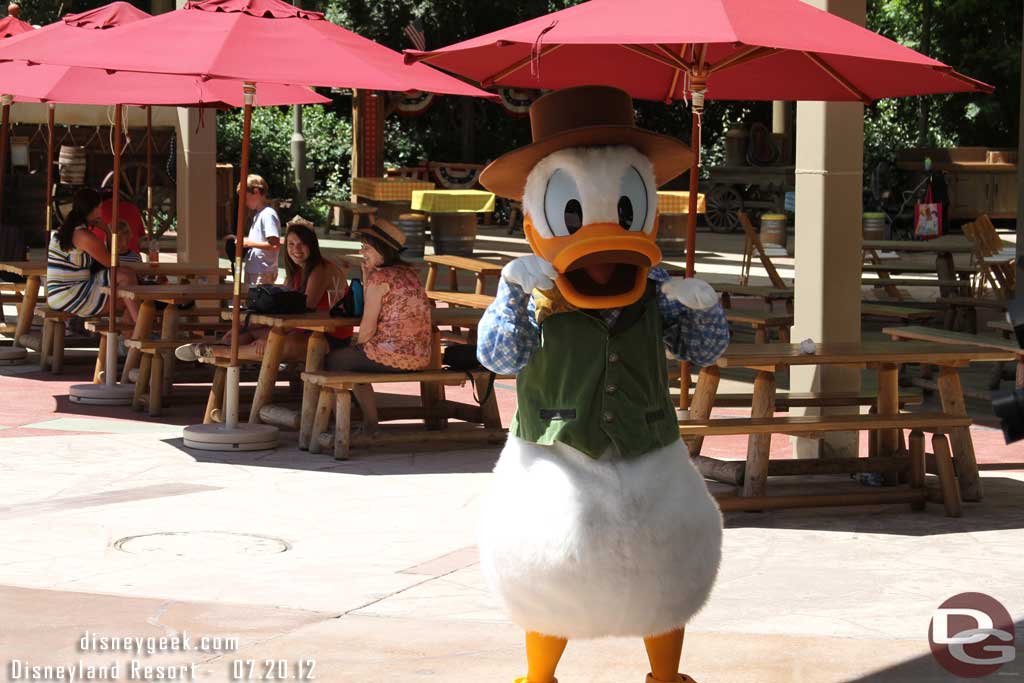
[564,199,583,234]
[617,196,633,229]
[543,169,583,237]
[618,166,649,232]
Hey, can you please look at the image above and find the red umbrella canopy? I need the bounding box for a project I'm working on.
[0,0,494,98]
[0,2,326,106]
[0,14,33,39]
[407,0,992,102]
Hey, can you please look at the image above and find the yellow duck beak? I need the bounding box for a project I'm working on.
[525,216,663,310]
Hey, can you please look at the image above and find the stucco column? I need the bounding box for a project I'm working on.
[172,0,218,268]
[791,0,866,459]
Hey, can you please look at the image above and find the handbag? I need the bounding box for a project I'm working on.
[245,284,308,314]
[329,278,364,317]
[442,343,496,405]
[913,179,943,240]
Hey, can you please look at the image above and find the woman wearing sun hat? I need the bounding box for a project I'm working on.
[325,219,432,432]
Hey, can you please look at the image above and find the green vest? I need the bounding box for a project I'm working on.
[512,283,679,459]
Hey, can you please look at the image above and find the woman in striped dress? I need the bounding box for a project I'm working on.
[47,189,139,321]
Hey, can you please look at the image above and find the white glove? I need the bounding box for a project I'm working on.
[661,277,719,311]
[502,255,557,293]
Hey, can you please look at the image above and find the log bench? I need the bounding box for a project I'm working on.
[426,290,494,309]
[710,389,922,411]
[861,303,936,323]
[724,310,792,343]
[681,412,969,515]
[300,368,507,460]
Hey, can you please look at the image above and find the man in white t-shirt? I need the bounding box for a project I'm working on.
[238,174,281,285]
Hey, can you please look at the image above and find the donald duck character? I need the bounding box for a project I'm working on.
[475,85,730,683]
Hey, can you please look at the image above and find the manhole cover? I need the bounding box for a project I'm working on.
[114,531,289,558]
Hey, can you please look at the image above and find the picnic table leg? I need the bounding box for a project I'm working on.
[248,327,286,424]
[334,387,352,460]
[132,354,152,412]
[203,365,226,424]
[121,300,156,384]
[422,327,446,430]
[148,352,164,417]
[299,332,330,450]
[876,362,900,486]
[13,274,39,347]
[685,365,719,456]
[309,387,333,455]
[936,365,982,502]
[51,320,65,374]
[678,361,691,411]
[742,369,776,499]
[425,263,438,291]
[158,303,181,393]
[39,317,53,370]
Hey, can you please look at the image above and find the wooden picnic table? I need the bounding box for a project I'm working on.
[424,254,507,296]
[687,341,1011,505]
[109,283,237,385]
[863,238,983,301]
[411,190,496,256]
[352,177,436,222]
[0,260,46,346]
[218,307,485,436]
[122,263,229,281]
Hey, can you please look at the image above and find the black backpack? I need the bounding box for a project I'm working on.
[245,285,308,314]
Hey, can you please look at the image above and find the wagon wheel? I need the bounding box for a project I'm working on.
[707,184,743,233]
[101,162,176,238]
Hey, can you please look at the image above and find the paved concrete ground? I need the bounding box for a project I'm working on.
[1,229,1022,682]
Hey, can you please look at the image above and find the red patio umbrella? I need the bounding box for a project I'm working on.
[0,0,496,448]
[406,0,993,277]
[0,11,33,39]
[0,2,327,396]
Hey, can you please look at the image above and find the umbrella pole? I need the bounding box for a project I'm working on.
[0,95,11,230]
[181,83,277,451]
[146,106,154,260]
[45,104,54,238]
[105,104,123,387]
[680,83,705,412]
[226,83,256,430]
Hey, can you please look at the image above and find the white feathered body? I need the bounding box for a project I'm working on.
[478,434,723,639]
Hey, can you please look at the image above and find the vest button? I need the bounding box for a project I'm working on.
[608,352,620,363]
[603,412,615,423]
[606,384,617,394]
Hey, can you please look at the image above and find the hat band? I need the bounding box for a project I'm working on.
[365,224,404,251]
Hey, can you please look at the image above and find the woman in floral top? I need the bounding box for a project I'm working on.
[325,220,431,432]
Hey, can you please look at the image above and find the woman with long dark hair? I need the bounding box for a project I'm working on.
[46,188,139,321]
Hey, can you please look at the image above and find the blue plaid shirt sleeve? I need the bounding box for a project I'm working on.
[649,268,730,367]
[476,278,541,375]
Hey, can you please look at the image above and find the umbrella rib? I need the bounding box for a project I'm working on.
[932,66,995,94]
[708,45,780,74]
[803,51,871,103]
[621,44,690,72]
[481,43,563,87]
[661,43,689,101]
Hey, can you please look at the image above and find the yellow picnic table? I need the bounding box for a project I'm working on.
[411,189,496,214]
[352,177,436,222]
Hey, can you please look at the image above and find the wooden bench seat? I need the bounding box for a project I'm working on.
[427,291,494,309]
[300,368,507,460]
[686,413,968,516]
[864,278,965,288]
[724,310,792,343]
[861,303,936,322]
[863,262,975,274]
[710,389,922,410]
[938,296,1006,309]
[679,411,968,438]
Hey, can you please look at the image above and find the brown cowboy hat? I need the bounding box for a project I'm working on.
[358,219,407,252]
[479,85,693,200]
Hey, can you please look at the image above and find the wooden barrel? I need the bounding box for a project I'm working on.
[655,213,687,257]
[760,213,788,248]
[396,213,426,258]
[430,213,477,256]
[863,212,886,241]
[58,145,87,185]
